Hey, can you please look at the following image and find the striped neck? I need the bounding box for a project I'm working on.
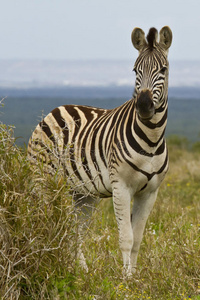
[133,96,168,149]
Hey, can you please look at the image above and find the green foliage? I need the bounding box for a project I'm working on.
[192,141,200,152]
[0,123,200,299]
[167,134,189,149]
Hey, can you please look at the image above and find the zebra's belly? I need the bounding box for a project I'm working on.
[65,159,112,197]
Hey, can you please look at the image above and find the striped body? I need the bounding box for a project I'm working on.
[28,26,172,275]
[28,100,168,196]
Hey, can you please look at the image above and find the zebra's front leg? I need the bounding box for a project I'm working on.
[112,186,133,276]
[131,189,158,273]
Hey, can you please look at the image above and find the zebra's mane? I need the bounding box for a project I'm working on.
[146,27,158,49]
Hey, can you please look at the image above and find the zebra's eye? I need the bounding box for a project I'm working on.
[160,66,167,74]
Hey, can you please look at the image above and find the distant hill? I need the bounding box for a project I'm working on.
[0,59,200,89]
[0,85,200,99]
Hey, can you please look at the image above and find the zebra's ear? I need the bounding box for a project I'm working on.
[159,26,172,51]
[131,28,147,51]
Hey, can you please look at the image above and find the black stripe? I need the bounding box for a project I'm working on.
[107,101,132,158]
[80,120,101,192]
[155,140,166,156]
[112,148,122,166]
[118,102,133,158]
[125,108,155,157]
[98,119,109,168]
[155,100,168,113]
[104,110,120,155]
[116,138,168,181]
[90,126,112,194]
[62,106,84,184]
[140,183,147,191]
[148,152,168,180]
[134,118,165,148]
[75,106,105,148]
[142,108,168,129]
[51,107,69,145]
[40,120,55,144]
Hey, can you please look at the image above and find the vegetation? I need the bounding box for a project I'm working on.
[0,125,200,299]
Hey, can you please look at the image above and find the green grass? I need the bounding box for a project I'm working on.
[0,124,200,299]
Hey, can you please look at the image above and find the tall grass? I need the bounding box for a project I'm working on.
[0,123,80,299]
[0,126,200,299]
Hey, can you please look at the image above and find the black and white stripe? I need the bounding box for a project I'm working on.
[28,26,172,275]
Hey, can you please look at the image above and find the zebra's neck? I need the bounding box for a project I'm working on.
[132,96,168,152]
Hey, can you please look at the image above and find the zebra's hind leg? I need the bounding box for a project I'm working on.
[131,189,158,273]
[73,193,99,272]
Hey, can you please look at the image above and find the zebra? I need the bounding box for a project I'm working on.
[28,26,172,276]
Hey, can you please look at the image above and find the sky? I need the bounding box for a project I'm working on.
[0,0,200,62]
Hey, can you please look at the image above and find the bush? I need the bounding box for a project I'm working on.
[0,123,79,299]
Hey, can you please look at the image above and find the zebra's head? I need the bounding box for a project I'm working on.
[132,26,172,122]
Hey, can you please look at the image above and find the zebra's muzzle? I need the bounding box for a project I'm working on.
[136,90,155,122]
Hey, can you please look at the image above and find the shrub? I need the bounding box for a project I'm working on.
[0,123,79,299]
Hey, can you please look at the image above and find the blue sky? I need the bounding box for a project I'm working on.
[1,0,199,61]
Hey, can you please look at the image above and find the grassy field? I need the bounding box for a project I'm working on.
[0,123,200,299]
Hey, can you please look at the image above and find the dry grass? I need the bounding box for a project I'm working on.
[0,124,80,299]
[0,126,200,299]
